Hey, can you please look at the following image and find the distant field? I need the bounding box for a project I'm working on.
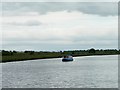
[2,52,63,62]
[1,49,119,62]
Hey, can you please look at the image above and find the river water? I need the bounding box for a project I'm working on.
[2,55,118,88]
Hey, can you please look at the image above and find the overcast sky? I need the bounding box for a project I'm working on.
[2,2,118,51]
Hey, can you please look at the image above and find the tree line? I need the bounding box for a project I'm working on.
[1,48,120,56]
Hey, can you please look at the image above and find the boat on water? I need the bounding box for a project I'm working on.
[62,55,73,62]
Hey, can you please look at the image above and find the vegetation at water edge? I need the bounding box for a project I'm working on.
[1,48,120,62]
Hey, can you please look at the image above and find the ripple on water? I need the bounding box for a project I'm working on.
[2,55,118,88]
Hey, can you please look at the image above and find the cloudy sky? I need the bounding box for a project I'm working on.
[2,2,118,51]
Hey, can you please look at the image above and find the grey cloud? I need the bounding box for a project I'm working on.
[5,21,42,26]
[2,40,118,51]
[72,34,118,42]
[2,29,118,50]
[2,2,118,16]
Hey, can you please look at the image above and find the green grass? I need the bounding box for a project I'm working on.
[2,52,63,62]
[1,49,120,63]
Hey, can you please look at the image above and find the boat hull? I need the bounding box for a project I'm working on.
[62,58,73,62]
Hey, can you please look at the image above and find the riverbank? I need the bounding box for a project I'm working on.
[0,49,120,62]
[1,54,119,63]
[1,49,119,63]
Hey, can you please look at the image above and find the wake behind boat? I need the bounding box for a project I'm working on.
[62,55,73,62]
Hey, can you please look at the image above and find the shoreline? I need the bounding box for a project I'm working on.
[2,54,119,63]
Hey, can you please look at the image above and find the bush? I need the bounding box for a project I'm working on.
[2,50,13,56]
[89,48,96,54]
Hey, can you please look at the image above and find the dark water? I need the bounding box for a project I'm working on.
[2,55,118,88]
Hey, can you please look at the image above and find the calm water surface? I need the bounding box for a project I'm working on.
[2,55,118,88]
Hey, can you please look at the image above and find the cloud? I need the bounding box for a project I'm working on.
[2,2,118,16]
[4,20,43,26]
[2,40,118,51]
[1,2,118,50]
[2,10,118,50]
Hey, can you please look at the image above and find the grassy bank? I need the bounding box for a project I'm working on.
[1,49,120,63]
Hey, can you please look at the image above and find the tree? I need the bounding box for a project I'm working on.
[13,50,17,53]
[24,51,34,55]
[89,48,96,54]
[30,51,34,55]
[2,50,13,56]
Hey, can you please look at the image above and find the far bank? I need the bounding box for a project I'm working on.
[1,49,119,63]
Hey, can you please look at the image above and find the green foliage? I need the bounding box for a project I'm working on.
[13,50,17,53]
[24,51,35,55]
[1,49,119,63]
[89,48,96,54]
[2,50,13,56]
